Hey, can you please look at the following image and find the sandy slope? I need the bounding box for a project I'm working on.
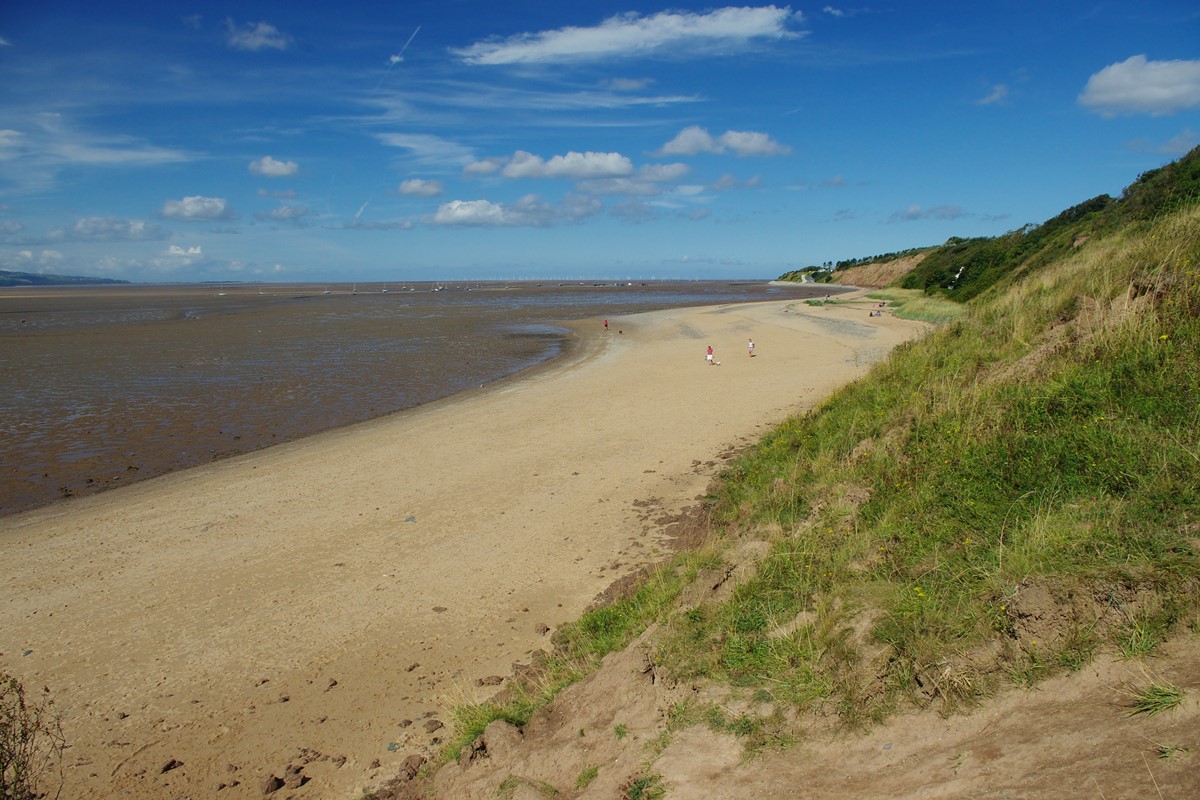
[0,295,924,799]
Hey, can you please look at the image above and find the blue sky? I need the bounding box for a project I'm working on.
[1,2,1198,283]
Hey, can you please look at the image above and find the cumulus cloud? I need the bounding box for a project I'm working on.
[501,150,635,179]
[548,162,689,197]
[463,158,505,176]
[399,178,444,197]
[1079,55,1200,116]
[249,155,298,177]
[453,6,803,65]
[430,194,601,227]
[0,248,63,271]
[68,216,167,240]
[888,204,965,223]
[655,125,791,157]
[161,196,236,221]
[224,19,291,51]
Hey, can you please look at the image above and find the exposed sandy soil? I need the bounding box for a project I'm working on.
[0,294,923,799]
[835,252,930,289]
[422,624,1199,800]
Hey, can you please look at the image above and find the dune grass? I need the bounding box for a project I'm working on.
[660,205,1200,724]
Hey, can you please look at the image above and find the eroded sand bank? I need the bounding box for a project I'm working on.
[0,295,924,798]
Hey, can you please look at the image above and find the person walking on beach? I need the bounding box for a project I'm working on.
[604,319,609,331]
[747,338,755,357]
[706,345,715,365]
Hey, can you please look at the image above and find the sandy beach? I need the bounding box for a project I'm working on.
[0,294,924,799]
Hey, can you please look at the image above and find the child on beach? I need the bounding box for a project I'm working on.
[747,338,755,357]
[706,345,715,365]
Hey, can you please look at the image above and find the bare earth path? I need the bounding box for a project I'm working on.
[0,296,923,799]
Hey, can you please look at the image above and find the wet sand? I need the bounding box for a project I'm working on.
[0,293,925,799]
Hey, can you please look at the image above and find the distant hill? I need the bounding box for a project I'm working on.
[0,269,130,287]
[778,144,1200,302]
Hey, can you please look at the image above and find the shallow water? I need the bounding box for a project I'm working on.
[0,280,834,516]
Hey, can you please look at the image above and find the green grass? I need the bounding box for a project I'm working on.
[658,203,1200,733]
[1128,683,1186,717]
[575,765,600,790]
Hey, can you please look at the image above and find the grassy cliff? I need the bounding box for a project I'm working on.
[415,150,1200,790]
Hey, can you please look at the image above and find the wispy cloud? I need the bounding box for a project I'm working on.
[453,6,804,65]
[376,133,476,166]
[224,19,292,52]
[977,84,1009,106]
[1079,55,1200,116]
[655,125,791,157]
[888,204,965,223]
[255,205,309,222]
[1126,128,1200,155]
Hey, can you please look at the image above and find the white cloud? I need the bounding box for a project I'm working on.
[1079,55,1200,116]
[399,178,444,197]
[70,216,167,240]
[823,6,845,17]
[656,125,790,157]
[166,245,203,257]
[454,6,804,65]
[224,19,291,51]
[162,196,236,221]
[0,248,63,272]
[377,133,476,166]
[977,84,1009,106]
[501,150,634,179]
[718,130,791,157]
[463,158,504,176]
[256,205,309,222]
[249,155,298,177]
[430,194,601,227]
[577,162,688,196]
[888,204,965,223]
[605,77,654,91]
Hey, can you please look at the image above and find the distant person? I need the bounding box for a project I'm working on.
[706,345,715,365]
[747,338,755,357]
[604,319,608,330]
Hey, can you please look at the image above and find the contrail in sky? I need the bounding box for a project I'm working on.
[376,26,421,88]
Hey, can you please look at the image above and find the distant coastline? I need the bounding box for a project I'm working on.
[0,268,129,287]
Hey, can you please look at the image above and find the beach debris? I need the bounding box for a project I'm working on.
[423,718,444,734]
[432,606,447,613]
[325,678,338,690]
[405,663,419,672]
[260,774,285,794]
[475,675,504,686]
[404,515,417,523]
[535,623,550,636]
[160,758,184,773]
[387,741,401,752]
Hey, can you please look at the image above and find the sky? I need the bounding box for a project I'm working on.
[1,1,1198,283]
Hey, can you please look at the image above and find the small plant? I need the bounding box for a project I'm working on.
[614,723,628,740]
[1128,682,1185,717]
[1156,744,1190,759]
[1,672,66,800]
[624,773,664,800]
[575,765,599,790]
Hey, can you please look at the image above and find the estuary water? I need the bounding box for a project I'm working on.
[0,280,837,516]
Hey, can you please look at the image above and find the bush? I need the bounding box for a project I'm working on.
[1,673,65,800]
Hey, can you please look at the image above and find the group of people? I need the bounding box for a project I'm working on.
[706,338,755,365]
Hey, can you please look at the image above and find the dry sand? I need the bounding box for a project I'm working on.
[0,295,924,799]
